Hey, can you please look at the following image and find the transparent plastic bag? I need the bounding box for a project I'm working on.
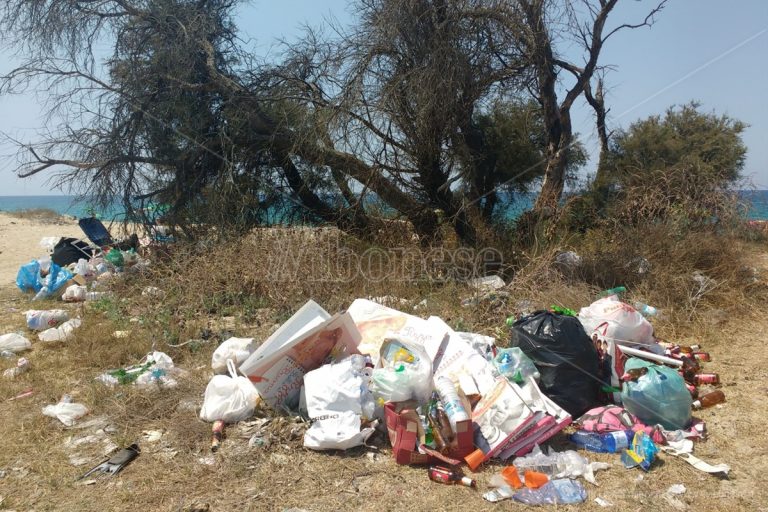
[370,337,432,404]
[513,479,587,505]
[493,347,540,384]
[621,358,692,430]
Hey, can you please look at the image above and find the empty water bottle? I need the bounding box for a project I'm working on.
[634,302,659,317]
[570,430,635,453]
[0,350,16,359]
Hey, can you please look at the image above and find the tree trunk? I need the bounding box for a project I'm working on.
[533,142,569,216]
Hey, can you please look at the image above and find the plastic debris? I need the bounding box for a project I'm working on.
[38,318,82,343]
[42,396,88,426]
[0,333,32,353]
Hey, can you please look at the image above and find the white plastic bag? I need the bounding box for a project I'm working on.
[211,337,255,374]
[303,410,376,451]
[61,284,87,302]
[0,333,32,353]
[25,309,70,330]
[200,360,259,423]
[578,297,658,350]
[304,355,375,420]
[42,398,88,426]
[302,355,377,450]
[38,318,82,342]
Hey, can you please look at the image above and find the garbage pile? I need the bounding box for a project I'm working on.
[191,288,729,505]
[7,233,731,500]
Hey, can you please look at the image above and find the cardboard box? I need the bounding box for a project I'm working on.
[384,401,474,466]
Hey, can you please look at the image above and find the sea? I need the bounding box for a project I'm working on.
[1,191,767,221]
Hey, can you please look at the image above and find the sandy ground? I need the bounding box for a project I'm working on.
[0,213,83,290]
[0,214,766,511]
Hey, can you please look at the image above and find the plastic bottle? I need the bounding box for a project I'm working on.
[633,302,658,317]
[599,286,626,298]
[0,350,16,359]
[496,352,518,381]
[434,376,469,429]
[85,292,108,301]
[427,465,476,487]
[570,430,635,453]
[692,390,725,409]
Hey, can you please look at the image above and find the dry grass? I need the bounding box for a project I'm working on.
[0,226,767,511]
[5,208,72,225]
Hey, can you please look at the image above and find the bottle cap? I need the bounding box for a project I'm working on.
[464,448,485,471]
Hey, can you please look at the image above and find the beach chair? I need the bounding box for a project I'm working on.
[78,217,114,248]
[78,217,139,251]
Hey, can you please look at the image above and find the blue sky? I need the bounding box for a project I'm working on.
[0,0,766,194]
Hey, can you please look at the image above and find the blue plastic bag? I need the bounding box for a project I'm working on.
[621,358,692,430]
[16,260,42,292]
[46,263,74,294]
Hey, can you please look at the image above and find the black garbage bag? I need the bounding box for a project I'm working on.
[510,311,600,417]
[52,237,95,267]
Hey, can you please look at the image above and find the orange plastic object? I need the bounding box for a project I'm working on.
[464,449,485,472]
[523,470,549,489]
[501,466,523,489]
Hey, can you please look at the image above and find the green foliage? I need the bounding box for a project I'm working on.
[569,103,749,231]
[608,102,747,188]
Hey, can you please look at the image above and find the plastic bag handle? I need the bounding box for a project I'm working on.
[227,359,239,379]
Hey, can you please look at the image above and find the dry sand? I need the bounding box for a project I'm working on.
[0,212,83,290]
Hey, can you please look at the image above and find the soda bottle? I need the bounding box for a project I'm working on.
[693,352,711,362]
[692,390,725,409]
[427,394,453,449]
[427,466,476,487]
[679,356,701,383]
[693,373,719,385]
[570,430,635,453]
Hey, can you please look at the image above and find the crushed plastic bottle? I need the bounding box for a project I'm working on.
[634,301,660,318]
[513,479,587,505]
[513,445,609,484]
